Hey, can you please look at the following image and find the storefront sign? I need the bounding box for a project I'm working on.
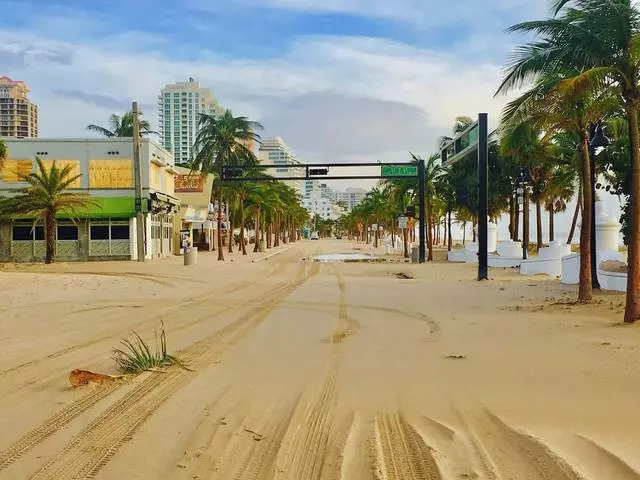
[175,174,204,193]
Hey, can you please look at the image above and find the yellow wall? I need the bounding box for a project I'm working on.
[89,159,133,188]
[165,171,175,195]
[0,159,32,182]
[150,164,162,190]
[40,159,81,188]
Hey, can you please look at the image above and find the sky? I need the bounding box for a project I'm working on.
[0,0,623,238]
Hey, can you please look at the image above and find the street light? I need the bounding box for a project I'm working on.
[588,120,611,289]
[516,166,533,260]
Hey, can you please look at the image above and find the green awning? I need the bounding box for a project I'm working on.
[57,196,144,219]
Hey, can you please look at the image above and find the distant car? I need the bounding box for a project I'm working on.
[311,232,319,240]
[335,234,342,239]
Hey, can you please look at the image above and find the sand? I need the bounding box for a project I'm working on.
[0,239,639,479]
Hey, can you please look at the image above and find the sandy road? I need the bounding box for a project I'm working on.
[1,240,640,479]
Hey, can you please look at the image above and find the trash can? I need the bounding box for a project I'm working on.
[411,245,419,263]
[184,247,198,266]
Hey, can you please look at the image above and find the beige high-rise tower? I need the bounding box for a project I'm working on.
[0,76,38,138]
[158,77,221,165]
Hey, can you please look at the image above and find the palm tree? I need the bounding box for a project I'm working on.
[412,153,443,261]
[0,138,7,173]
[86,111,155,137]
[500,68,615,300]
[496,0,640,319]
[0,158,96,264]
[191,109,262,261]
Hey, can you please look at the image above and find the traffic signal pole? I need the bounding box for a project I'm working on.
[477,113,489,280]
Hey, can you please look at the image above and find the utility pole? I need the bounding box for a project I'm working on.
[132,101,145,262]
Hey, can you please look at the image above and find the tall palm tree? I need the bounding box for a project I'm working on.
[0,158,96,264]
[500,68,615,300]
[0,138,7,173]
[86,111,155,137]
[412,153,443,261]
[191,110,262,261]
[363,187,388,248]
[496,0,640,320]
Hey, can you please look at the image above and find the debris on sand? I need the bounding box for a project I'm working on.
[69,369,124,387]
[243,427,265,441]
[394,272,414,280]
[445,355,467,360]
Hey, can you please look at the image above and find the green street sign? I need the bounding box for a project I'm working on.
[381,165,418,177]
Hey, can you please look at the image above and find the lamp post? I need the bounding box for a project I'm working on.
[516,166,533,260]
[588,120,611,289]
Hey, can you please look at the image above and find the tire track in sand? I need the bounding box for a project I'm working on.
[274,361,340,480]
[373,414,442,480]
[0,383,120,470]
[217,398,300,480]
[1,261,315,478]
[460,408,584,480]
[0,260,289,380]
[0,263,307,472]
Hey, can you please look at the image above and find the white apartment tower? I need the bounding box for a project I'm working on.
[258,137,304,195]
[158,78,221,165]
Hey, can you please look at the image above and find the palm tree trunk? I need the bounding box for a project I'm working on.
[509,195,515,240]
[274,214,280,247]
[253,209,260,253]
[267,223,272,249]
[374,218,379,248]
[403,228,408,258]
[426,199,433,261]
[447,208,452,252]
[45,210,56,264]
[462,222,466,246]
[472,217,477,243]
[514,202,520,241]
[240,200,247,255]
[625,102,640,322]
[579,137,593,302]
[536,200,543,249]
[217,186,224,261]
[549,206,555,243]
[228,208,234,254]
[390,216,395,248]
[523,190,530,256]
[567,184,581,245]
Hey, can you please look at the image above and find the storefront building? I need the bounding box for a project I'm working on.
[172,166,215,253]
[0,138,180,262]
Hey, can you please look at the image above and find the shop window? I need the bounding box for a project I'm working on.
[12,226,33,241]
[57,225,78,240]
[111,225,130,240]
[90,225,110,240]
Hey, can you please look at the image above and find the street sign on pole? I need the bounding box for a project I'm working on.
[398,216,408,229]
[381,165,418,177]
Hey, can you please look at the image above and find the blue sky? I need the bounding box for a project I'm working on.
[0,0,545,152]
[6,0,623,233]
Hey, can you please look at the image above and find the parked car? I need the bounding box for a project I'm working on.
[311,232,319,240]
[335,234,342,239]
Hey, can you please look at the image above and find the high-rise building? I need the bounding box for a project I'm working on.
[158,78,221,165]
[258,137,304,195]
[0,76,38,139]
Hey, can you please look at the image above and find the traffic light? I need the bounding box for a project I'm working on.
[308,168,329,176]
[405,206,416,218]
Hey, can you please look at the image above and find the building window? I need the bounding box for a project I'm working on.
[57,225,78,240]
[111,225,130,240]
[12,225,44,241]
[90,225,109,240]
